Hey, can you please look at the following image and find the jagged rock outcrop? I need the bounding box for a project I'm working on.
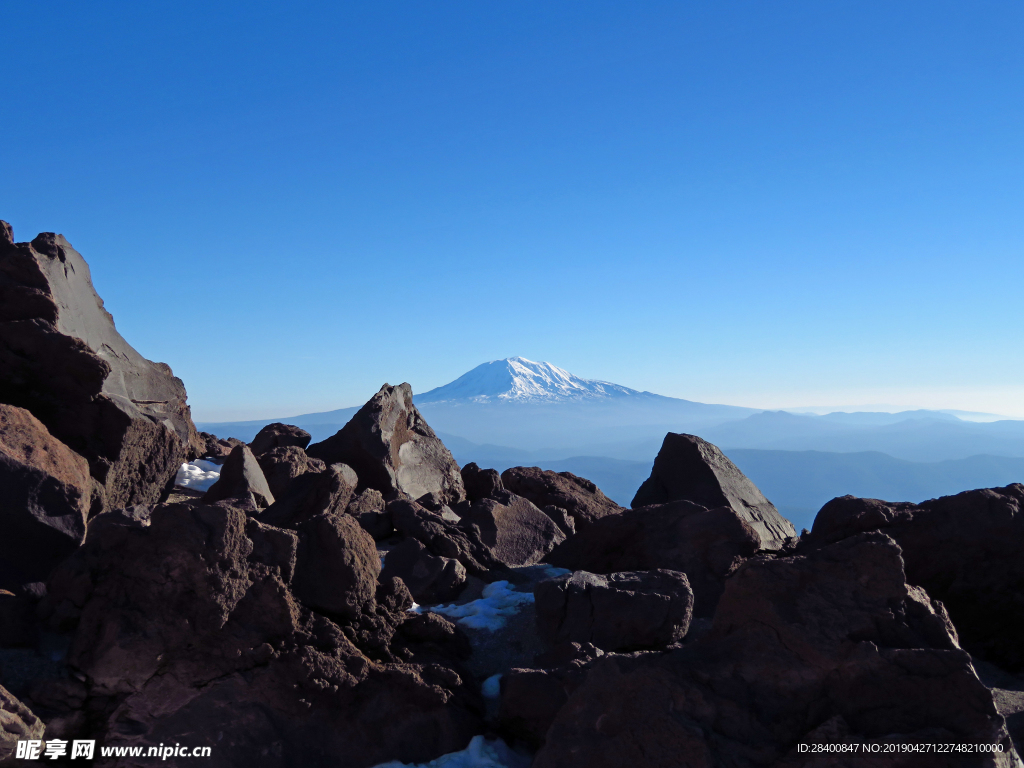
[535,532,1017,767]
[260,463,359,529]
[199,431,243,460]
[0,224,202,509]
[535,570,693,652]
[0,404,102,587]
[0,684,44,764]
[346,488,392,540]
[631,432,796,548]
[545,501,759,617]
[456,495,566,567]
[249,422,312,456]
[381,538,467,604]
[39,500,483,767]
[501,466,623,530]
[257,445,326,500]
[203,443,276,509]
[389,499,500,576]
[807,484,1024,672]
[461,462,505,503]
[307,383,465,505]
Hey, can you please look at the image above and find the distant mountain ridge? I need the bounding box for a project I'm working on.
[417,357,648,403]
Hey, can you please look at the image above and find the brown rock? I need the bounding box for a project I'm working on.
[458,495,566,567]
[292,512,380,620]
[0,404,101,586]
[501,466,623,531]
[631,432,796,548]
[0,226,202,508]
[381,538,467,603]
[249,422,312,456]
[461,462,504,503]
[307,383,465,505]
[545,500,759,617]
[203,443,275,509]
[389,499,499,576]
[0,684,44,764]
[260,462,358,529]
[534,533,1016,768]
[535,570,693,652]
[807,484,1024,672]
[257,445,326,499]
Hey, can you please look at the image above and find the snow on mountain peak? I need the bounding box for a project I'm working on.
[417,357,642,404]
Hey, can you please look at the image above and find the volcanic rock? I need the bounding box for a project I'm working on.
[257,445,326,499]
[631,432,796,548]
[381,538,467,604]
[249,422,312,456]
[389,499,499,576]
[292,512,380,620]
[39,500,483,766]
[345,488,393,540]
[501,466,623,531]
[807,484,1024,672]
[457,495,566,567]
[260,462,358,529]
[534,532,1017,768]
[0,225,202,508]
[199,432,243,460]
[0,684,44,763]
[307,383,465,505]
[203,443,275,509]
[0,404,101,587]
[546,500,759,617]
[461,462,504,503]
[535,570,693,652]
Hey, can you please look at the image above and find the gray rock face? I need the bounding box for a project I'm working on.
[535,533,1018,768]
[293,512,381,620]
[0,684,44,763]
[535,570,693,652]
[0,404,101,587]
[260,462,358,529]
[380,538,466,603]
[501,466,623,531]
[631,433,796,548]
[545,501,760,618]
[204,444,275,509]
[459,495,566,567]
[307,383,465,505]
[0,225,202,508]
[256,445,326,500]
[249,423,312,456]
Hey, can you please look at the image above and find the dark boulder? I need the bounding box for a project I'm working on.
[631,432,796,548]
[381,538,467,604]
[257,445,326,499]
[535,532,1017,768]
[203,443,275,509]
[39,500,483,766]
[461,462,504,503]
[0,404,101,587]
[807,484,1024,672]
[307,383,465,505]
[389,498,499,575]
[546,501,759,617]
[292,512,380,620]
[458,495,566,567]
[249,422,312,456]
[260,462,358,529]
[535,570,693,652]
[199,432,243,460]
[346,488,393,540]
[501,466,623,531]
[0,225,202,508]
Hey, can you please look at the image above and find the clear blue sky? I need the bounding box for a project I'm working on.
[3,1,1022,421]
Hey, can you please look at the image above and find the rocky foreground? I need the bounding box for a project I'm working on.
[2,223,1024,767]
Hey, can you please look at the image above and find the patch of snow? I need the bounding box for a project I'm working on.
[371,735,530,768]
[417,357,642,404]
[408,602,422,614]
[481,673,502,699]
[174,460,222,492]
[426,581,534,631]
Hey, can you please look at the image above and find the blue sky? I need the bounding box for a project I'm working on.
[2,1,1022,420]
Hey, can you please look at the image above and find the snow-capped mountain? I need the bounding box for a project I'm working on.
[417,357,644,404]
